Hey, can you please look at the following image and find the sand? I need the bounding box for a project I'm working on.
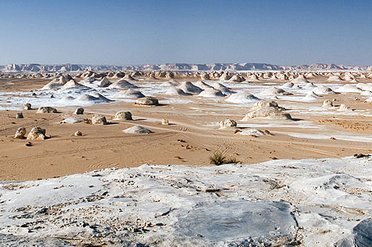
[1,71,372,246]
[0,73,371,180]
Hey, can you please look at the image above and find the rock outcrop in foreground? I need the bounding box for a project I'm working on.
[0,156,371,246]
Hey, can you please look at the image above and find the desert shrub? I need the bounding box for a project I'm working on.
[209,150,239,166]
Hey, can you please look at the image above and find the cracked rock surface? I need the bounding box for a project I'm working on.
[0,156,371,246]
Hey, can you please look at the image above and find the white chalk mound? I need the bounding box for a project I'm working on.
[242,101,292,120]
[198,87,225,98]
[77,93,112,103]
[135,97,159,106]
[116,89,145,98]
[165,87,189,96]
[178,81,203,95]
[226,91,260,104]
[108,79,138,89]
[123,125,153,134]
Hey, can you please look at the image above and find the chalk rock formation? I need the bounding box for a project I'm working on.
[27,127,47,140]
[74,107,84,115]
[91,115,107,125]
[123,125,153,134]
[23,103,31,110]
[135,97,159,106]
[242,101,292,120]
[36,107,57,114]
[14,127,26,139]
[113,111,132,120]
[219,119,237,129]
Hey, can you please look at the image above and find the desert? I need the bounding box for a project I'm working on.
[0,67,371,246]
[1,0,372,246]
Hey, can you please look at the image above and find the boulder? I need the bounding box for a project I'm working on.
[23,103,31,110]
[27,127,47,140]
[113,111,132,120]
[14,127,26,139]
[135,97,159,106]
[16,112,23,119]
[162,119,170,125]
[74,107,84,115]
[74,131,83,137]
[91,115,107,125]
[36,107,57,114]
[322,99,334,108]
[242,101,292,120]
[219,119,237,129]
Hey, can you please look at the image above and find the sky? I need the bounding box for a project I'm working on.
[0,0,371,66]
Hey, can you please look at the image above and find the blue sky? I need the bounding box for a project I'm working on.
[0,0,371,65]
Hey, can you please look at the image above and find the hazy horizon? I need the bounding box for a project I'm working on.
[0,0,371,66]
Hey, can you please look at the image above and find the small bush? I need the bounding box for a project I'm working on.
[209,150,239,166]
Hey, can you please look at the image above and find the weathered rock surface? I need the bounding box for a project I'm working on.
[219,118,237,129]
[135,97,159,106]
[26,127,47,140]
[36,106,57,114]
[23,103,32,110]
[91,114,107,125]
[123,125,153,134]
[73,131,83,136]
[14,127,26,139]
[0,156,370,246]
[113,111,132,120]
[74,107,84,115]
[242,100,292,120]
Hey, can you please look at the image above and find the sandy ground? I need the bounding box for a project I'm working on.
[0,77,371,181]
[1,74,371,247]
[0,80,372,180]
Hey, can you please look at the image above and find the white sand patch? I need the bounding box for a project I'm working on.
[285,132,372,143]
